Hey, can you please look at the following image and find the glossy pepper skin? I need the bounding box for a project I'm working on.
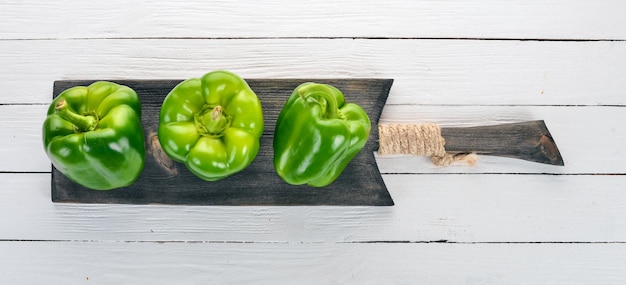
[273,82,371,187]
[158,71,264,181]
[42,81,146,190]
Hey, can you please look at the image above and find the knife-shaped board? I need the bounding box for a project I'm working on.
[51,79,395,206]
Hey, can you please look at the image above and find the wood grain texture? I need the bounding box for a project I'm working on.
[1,39,625,105]
[2,0,626,283]
[3,173,626,243]
[2,0,625,40]
[2,241,626,284]
[51,79,394,206]
[440,120,564,165]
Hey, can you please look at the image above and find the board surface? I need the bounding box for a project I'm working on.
[51,78,394,206]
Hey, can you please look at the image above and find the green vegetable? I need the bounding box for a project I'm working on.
[42,81,146,190]
[158,71,264,181]
[273,82,371,187]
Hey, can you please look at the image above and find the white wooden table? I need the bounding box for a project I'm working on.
[2,1,626,283]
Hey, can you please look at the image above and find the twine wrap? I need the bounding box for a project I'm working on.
[378,123,477,166]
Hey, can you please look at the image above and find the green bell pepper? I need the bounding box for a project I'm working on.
[158,71,264,181]
[42,81,146,190]
[273,82,371,187]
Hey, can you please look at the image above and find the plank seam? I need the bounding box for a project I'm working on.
[384,104,626,107]
[4,103,626,108]
[382,173,626,176]
[0,103,48,106]
[0,171,51,174]
[347,240,626,244]
[1,37,625,42]
[0,239,624,244]
[2,172,626,175]
[3,172,625,175]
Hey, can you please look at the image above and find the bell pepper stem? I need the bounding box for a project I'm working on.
[55,99,98,131]
[297,85,339,119]
[196,105,229,136]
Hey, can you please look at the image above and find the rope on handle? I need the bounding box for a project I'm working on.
[378,123,477,166]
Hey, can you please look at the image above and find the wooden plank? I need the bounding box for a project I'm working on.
[6,104,625,174]
[0,105,49,172]
[3,173,626,242]
[1,2,624,283]
[2,0,625,40]
[2,241,626,284]
[1,39,625,105]
[50,79,394,206]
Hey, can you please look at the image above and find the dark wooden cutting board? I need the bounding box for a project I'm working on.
[51,78,395,206]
